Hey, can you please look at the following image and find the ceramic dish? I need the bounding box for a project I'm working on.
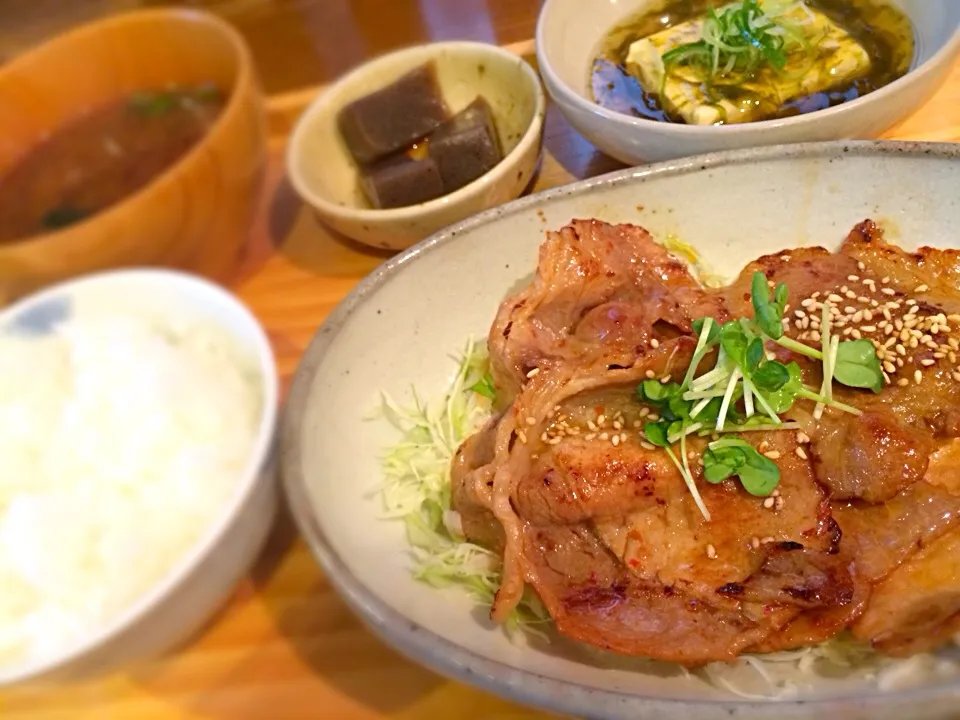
[286,41,545,251]
[536,0,960,164]
[0,9,267,303]
[0,269,278,685]
[283,140,960,720]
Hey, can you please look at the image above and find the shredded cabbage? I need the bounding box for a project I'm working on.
[379,340,549,637]
[377,339,960,698]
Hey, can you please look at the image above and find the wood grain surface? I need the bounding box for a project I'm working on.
[2,2,960,718]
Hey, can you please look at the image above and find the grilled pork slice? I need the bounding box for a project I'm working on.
[453,218,960,665]
[853,529,960,655]
[487,219,727,404]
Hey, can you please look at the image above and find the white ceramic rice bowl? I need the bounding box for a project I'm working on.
[0,269,278,686]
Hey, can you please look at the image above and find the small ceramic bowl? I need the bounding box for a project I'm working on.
[0,269,278,686]
[286,41,545,251]
[0,9,267,304]
[536,0,960,165]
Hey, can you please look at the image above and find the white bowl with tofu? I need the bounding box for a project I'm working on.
[0,269,278,685]
[536,0,960,164]
[287,41,545,251]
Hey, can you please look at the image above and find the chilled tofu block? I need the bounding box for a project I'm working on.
[625,2,872,125]
[428,97,503,194]
[338,63,449,164]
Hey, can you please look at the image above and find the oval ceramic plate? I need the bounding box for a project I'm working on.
[283,141,960,720]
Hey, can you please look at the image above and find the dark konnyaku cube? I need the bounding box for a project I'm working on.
[337,63,449,164]
[359,153,443,209]
[428,97,502,194]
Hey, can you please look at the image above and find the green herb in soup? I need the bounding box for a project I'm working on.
[0,84,225,243]
[591,0,915,125]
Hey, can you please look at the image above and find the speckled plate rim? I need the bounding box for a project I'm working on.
[282,140,960,720]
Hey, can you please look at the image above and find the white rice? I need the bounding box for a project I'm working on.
[0,311,261,669]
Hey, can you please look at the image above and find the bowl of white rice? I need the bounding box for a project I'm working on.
[0,268,277,685]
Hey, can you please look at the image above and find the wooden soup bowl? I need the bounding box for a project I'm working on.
[0,9,267,303]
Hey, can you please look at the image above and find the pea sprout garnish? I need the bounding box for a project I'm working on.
[641,271,883,518]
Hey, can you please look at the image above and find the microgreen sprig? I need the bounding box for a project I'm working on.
[636,270,884,518]
[703,438,780,496]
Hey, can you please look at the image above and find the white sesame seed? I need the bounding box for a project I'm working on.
[845,290,857,300]
[597,414,606,426]
[587,420,597,431]
[526,367,540,378]
[706,544,717,559]
[648,414,660,422]
[599,432,609,441]
[915,284,929,293]
[896,343,906,356]
[858,261,866,271]
[651,338,660,349]
[797,431,810,444]
[794,309,805,319]
[898,378,910,387]
[517,430,527,443]
[645,369,655,379]
[851,329,862,340]
[882,276,890,284]
[801,298,815,308]
[841,286,850,294]
[775,497,785,511]
[526,416,537,426]
[922,358,936,367]
[795,446,808,460]
[585,433,597,441]
[852,310,864,323]
[861,325,877,333]
[620,433,627,443]
[953,372,960,383]
[915,369,923,384]
[934,352,946,359]
[910,336,919,349]
[764,450,781,459]
[847,275,859,282]
[633,420,642,429]
[951,352,958,364]
[863,310,874,321]
[640,441,654,450]
[931,324,941,335]
[845,306,857,315]
[660,375,670,384]
[759,440,770,452]
[828,293,843,303]
[881,287,897,296]
[751,537,760,549]
[810,331,821,342]
[763,497,775,509]
[548,436,562,445]
[611,434,620,446]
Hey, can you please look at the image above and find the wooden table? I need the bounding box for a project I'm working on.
[3,2,960,717]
